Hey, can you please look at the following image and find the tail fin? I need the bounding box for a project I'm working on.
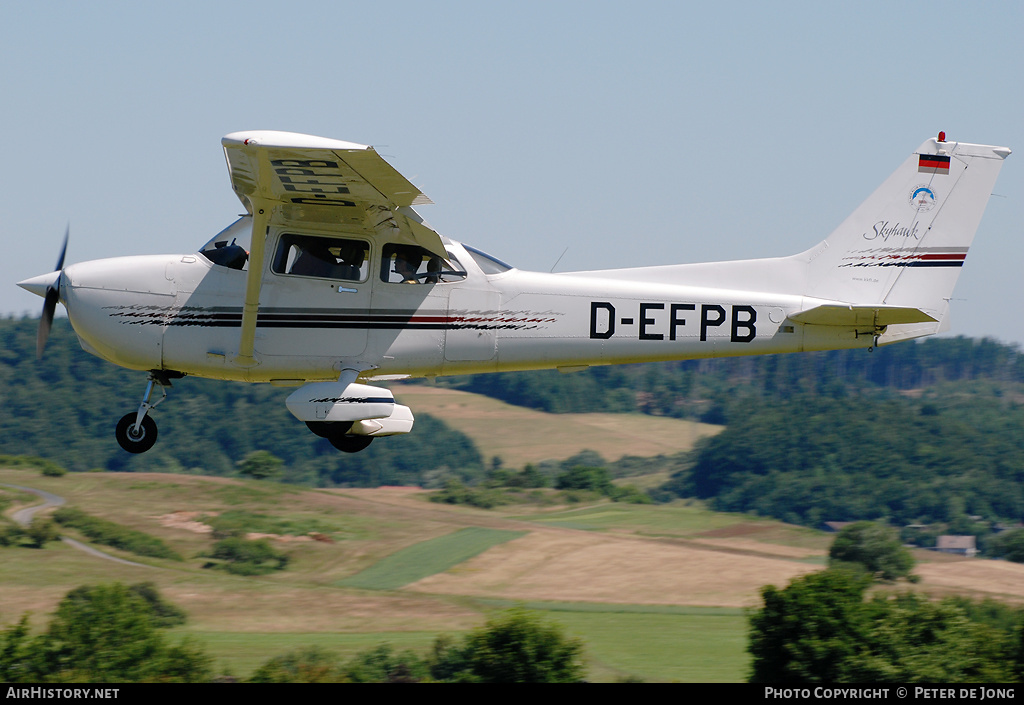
[801,135,1010,342]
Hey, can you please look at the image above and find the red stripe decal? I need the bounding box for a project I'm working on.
[918,253,966,261]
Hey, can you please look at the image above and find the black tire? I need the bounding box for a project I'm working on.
[306,421,352,439]
[328,434,373,453]
[115,413,158,454]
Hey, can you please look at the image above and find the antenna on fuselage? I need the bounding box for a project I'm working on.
[550,246,569,273]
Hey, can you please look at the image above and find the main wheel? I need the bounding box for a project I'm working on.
[306,421,352,439]
[115,413,158,454]
[328,434,373,453]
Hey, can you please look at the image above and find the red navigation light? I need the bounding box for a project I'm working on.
[938,131,946,142]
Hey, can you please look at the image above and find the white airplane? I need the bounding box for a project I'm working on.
[18,131,1010,454]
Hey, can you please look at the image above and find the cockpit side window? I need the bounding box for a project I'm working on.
[272,234,369,282]
[380,244,467,284]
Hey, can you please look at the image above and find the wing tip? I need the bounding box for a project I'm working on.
[222,130,370,152]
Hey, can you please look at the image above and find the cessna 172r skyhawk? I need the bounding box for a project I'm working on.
[18,131,1010,454]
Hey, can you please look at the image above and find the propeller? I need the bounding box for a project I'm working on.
[36,226,69,360]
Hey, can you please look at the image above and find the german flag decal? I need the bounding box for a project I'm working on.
[918,153,951,174]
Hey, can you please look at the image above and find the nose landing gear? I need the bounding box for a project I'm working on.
[115,371,179,453]
[115,413,158,454]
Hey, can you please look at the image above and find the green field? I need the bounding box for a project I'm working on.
[547,608,747,682]
[337,527,528,590]
[170,605,748,682]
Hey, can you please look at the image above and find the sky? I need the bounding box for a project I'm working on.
[3,1,1022,345]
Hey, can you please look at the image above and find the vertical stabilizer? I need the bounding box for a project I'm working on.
[800,137,1009,340]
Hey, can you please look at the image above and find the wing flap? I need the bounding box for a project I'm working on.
[790,304,937,327]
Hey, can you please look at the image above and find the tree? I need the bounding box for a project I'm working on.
[748,570,1020,683]
[989,529,1024,563]
[247,610,587,683]
[127,581,187,627]
[0,616,32,682]
[250,645,343,683]
[556,466,613,494]
[829,521,915,581]
[436,607,586,683]
[341,644,428,683]
[852,593,1013,683]
[0,522,24,547]
[23,517,60,548]
[749,570,873,683]
[236,450,283,480]
[205,536,289,575]
[4,583,211,682]
[510,463,548,488]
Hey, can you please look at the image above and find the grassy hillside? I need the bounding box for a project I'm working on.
[4,469,1023,682]
[393,385,721,466]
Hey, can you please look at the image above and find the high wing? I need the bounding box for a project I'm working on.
[221,130,444,255]
[220,131,446,365]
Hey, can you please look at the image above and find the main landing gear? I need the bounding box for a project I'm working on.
[305,422,374,453]
[115,372,179,453]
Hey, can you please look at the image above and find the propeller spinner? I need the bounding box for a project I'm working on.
[17,226,69,359]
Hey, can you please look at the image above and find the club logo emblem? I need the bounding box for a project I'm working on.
[910,186,937,212]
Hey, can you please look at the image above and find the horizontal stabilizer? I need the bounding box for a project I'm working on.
[790,305,937,327]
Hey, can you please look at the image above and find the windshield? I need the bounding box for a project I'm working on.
[199,217,253,270]
[463,245,514,274]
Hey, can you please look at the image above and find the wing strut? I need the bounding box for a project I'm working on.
[236,201,271,367]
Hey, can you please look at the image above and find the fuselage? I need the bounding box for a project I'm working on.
[57,222,871,386]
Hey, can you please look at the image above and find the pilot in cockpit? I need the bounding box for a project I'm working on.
[393,247,423,284]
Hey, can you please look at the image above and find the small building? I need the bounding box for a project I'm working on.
[936,535,978,557]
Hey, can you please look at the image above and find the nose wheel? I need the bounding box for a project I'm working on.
[116,414,158,453]
[115,372,175,453]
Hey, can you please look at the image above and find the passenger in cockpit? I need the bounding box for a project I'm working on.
[290,240,335,277]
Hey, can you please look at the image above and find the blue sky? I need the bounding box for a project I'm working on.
[3,1,1022,345]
